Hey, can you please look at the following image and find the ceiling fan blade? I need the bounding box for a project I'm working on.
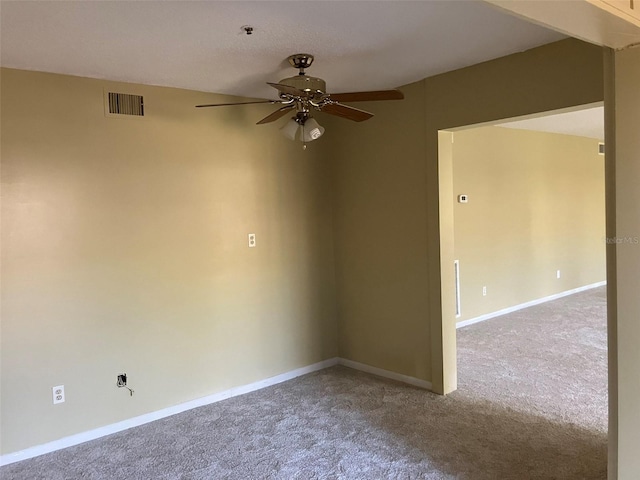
[256,104,296,125]
[267,82,307,98]
[196,100,275,108]
[327,90,404,103]
[321,102,374,122]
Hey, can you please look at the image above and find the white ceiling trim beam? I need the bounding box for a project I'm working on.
[484,0,640,49]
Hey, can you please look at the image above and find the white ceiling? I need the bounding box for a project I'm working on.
[1,1,566,100]
[497,106,604,140]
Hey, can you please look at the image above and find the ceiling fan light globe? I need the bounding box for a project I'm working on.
[307,126,325,141]
[302,118,325,142]
[280,118,300,141]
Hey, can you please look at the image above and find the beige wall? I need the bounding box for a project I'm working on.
[452,126,606,322]
[328,80,432,382]
[0,68,338,454]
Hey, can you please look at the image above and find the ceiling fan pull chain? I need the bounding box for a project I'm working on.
[302,123,307,149]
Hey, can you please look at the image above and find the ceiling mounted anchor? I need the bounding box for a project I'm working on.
[288,54,314,75]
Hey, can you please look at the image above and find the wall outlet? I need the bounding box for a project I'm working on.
[248,233,256,248]
[482,286,487,296]
[556,270,561,279]
[52,385,65,404]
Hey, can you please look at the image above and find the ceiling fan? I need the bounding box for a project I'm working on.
[196,54,404,146]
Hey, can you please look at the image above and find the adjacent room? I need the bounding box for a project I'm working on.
[2,1,640,478]
[450,107,608,478]
[452,109,606,326]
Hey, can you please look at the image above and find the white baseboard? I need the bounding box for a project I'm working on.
[1,279,604,468]
[1,280,605,467]
[0,357,339,467]
[1,355,436,466]
[338,358,432,390]
[456,281,607,329]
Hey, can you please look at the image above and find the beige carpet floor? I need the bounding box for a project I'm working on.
[1,287,608,479]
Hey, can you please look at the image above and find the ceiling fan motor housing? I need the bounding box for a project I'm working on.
[278,75,327,97]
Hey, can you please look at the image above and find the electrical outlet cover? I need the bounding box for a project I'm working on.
[52,385,65,404]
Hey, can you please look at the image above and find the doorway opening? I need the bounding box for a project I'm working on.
[438,102,608,471]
